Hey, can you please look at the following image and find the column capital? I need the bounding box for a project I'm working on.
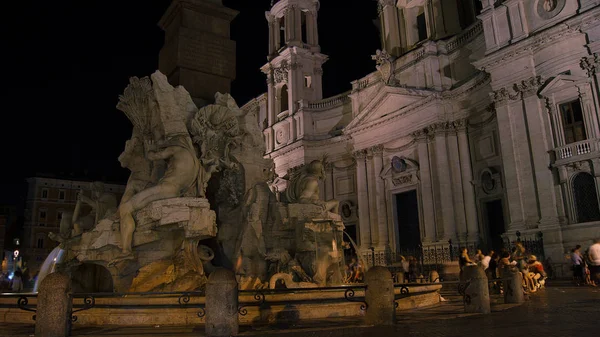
[368,144,384,156]
[353,150,367,160]
[265,12,276,23]
[580,54,600,77]
[411,128,429,142]
[514,75,544,98]
[428,121,452,136]
[378,0,397,7]
[452,118,468,132]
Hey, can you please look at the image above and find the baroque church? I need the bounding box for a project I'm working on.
[235,0,600,268]
[158,0,600,269]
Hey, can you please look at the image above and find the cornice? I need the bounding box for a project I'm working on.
[489,75,545,104]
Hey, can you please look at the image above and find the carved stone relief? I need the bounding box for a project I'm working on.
[536,0,565,20]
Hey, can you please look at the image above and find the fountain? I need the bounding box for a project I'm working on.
[33,246,65,292]
[39,70,347,293]
[0,71,442,328]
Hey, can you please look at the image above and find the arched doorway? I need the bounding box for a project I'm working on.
[572,172,600,223]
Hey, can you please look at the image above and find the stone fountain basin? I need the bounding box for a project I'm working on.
[0,284,441,326]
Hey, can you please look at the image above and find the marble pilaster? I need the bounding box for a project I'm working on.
[366,151,380,246]
[430,122,456,240]
[455,119,479,242]
[414,130,436,242]
[354,150,372,248]
[371,145,389,250]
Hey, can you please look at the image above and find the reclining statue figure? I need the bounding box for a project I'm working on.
[116,134,199,261]
[284,158,339,213]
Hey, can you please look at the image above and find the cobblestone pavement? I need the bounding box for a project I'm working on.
[1,284,598,337]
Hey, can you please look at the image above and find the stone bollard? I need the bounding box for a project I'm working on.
[502,267,525,304]
[364,266,395,325]
[206,268,239,337]
[35,272,72,337]
[462,265,490,314]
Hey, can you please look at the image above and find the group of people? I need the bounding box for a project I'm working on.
[459,243,548,294]
[570,238,600,286]
[344,257,364,283]
[0,269,26,292]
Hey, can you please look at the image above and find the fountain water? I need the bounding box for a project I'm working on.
[33,246,66,292]
[343,231,369,273]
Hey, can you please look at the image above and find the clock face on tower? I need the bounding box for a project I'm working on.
[391,156,407,173]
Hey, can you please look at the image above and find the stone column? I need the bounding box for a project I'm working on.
[492,93,526,229]
[35,272,72,337]
[372,145,389,251]
[313,67,324,100]
[266,13,276,56]
[305,11,315,45]
[325,162,335,201]
[447,125,468,242]
[364,267,395,325]
[520,77,559,227]
[206,268,239,337]
[354,150,372,249]
[266,75,276,127]
[455,119,479,243]
[431,122,456,239]
[414,130,436,242]
[366,151,380,246]
[578,83,600,139]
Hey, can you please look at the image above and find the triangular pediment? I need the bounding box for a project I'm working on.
[539,74,590,97]
[346,87,431,130]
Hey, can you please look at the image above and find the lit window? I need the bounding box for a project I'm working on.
[560,100,586,144]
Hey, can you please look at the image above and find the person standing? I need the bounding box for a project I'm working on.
[588,238,600,285]
[11,270,23,293]
[572,245,584,285]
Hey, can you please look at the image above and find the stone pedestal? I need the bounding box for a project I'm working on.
[462,265,490,314]
[364,266,395,325]
[35,272,72,337]
[158,0,239,105]
[502,267,525,304]
[206,268,239,337]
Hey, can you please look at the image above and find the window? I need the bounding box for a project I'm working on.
[37,237,44,249]
[57,211,63,221]
[573,173,600,223]
[41,188,49,199]
[280,85,289,112]
[304,75,312,88]
[279,17,286,48]
[301,11,308,44]
[560,100,586,144]
[39,210,47,219]
[58,190,66,200]
[474,0,483,14]
[417,12,427,42]
[38,223,46,227]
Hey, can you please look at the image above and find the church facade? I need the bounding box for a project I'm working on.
[240,0,600,268]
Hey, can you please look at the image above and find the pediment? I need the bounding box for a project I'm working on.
[346,87,429,130]
[539,74,590,97]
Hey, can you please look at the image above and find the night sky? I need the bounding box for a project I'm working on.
[0,0,380,208]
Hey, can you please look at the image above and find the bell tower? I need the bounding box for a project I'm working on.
[262,0,328,154]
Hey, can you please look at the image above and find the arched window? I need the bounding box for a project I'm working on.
[279,17,286,49]
[573,172,600,223]
[280,85,289,112]
[301,11,308,44]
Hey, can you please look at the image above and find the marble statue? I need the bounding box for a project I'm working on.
[117,134,199,260]
[284,158,339,214]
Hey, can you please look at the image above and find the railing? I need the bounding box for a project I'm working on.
[446,20,483,53]
[307,91,351,109]
[555,138,600,160]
